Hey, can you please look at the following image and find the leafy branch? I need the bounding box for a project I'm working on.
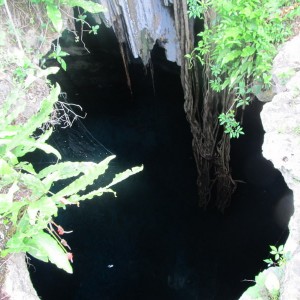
[30,0,105,33]
[187,0,299,138]
[0,0,143,274]
[264,245,291,267]
[48,42,69,71]
[0,81,143,273]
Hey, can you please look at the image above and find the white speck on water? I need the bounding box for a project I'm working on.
[107,264,114,268]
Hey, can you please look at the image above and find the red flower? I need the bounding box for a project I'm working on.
[56,225,73,236]
[57,226,64,235]
[67,252,73,263]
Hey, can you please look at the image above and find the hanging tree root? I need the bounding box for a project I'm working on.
[173,1,236,211]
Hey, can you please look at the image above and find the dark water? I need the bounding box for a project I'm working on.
[29,30,293,300]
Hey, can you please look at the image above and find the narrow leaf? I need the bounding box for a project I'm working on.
[7,85,60,153]
[221,50,241,66]
[39,161,96,181]
[106,165,143,188]
[53,155,116,200]
[25,231,73,273]
[46,4,63,32]
[66,0,106,13]
[241,46,256,57]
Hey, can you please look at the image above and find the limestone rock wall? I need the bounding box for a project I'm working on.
[260,33,300,300]
[0,1,73,298]
[94,0,181,65]
[0,254,39,300]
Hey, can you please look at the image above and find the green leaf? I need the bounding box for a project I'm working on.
[223,27,240,39]
[0,201,27,225]
[241,6,253,17]
[236,100,243,108]
[69,165,144,202]
[263,258,273,264]
[13,138,61,159]
[278,245,284,252]
[24,231,73,273]
[0,130,18,140]
[27,196,58,225]
[68,187,115,203]
[35,67,60,79]
[2,231,29,256]
[59,58,67,71]
[252,83,263,94]
[0,159,16,176]
[7,85,60,155]
[39,161,110,192]
[46,4,63,32]
[241,46,256,57]
[57,50,69,57]
[1,89,26,125]
[25,65,58,87]
[19,173,47,201]
[106,165,144,188]
[221,50,241,66]
[53,155,116,200]
[0,182,19,210]
[65,0,106,13]
[39,161,94,180]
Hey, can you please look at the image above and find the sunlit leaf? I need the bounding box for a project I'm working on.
[106,165,144,188]
[241,46,256,57]
[46,4,63,32]
[25,231,72,273]
[65,0,106,13]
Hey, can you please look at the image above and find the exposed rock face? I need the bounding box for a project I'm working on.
[0,254,39,300]
[260,33,300,300]
[0,1,73,298]
[94,0,181,64]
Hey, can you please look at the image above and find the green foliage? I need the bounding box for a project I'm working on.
[89,24,100,35]
[29,0,105,33]
[78,12,87,23]
[243,245,291,299]
[48,44,69,71]
[187,0,299,138]
[34,0,105,70]
[218,110,244,138]
[1,0,138,276]
[264,245,290,267]
[187,0,211,19]
[13,65,30,83]
[246,270,281,300]
[0,80,143,273]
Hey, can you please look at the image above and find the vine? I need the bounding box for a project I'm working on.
[185,0,300,210]
[187,0,300,137]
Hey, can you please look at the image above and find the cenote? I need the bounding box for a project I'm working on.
[29,24,293,300]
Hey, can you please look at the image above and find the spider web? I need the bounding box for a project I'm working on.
[49,118,113,162]
[29,113,114,180]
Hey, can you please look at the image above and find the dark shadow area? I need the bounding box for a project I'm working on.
[29,24,293,300]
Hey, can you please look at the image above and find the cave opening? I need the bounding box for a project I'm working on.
[29,24,293,300]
